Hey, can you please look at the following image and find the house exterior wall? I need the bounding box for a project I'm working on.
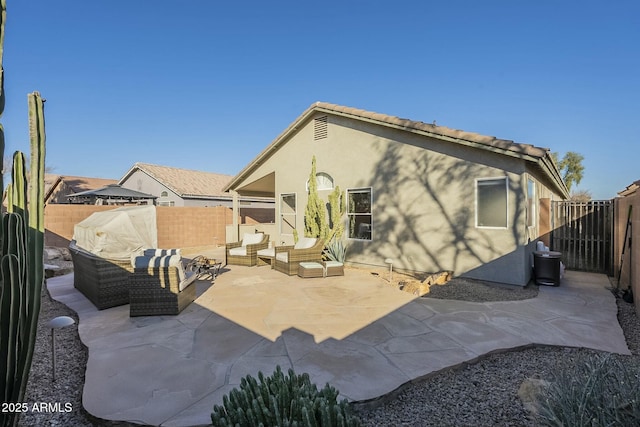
[46,182,75,204]
[522,167,567,279]
[237,112,563,285]
[46,181,69,203]
[120,170,185,206]
[120,169,275,210]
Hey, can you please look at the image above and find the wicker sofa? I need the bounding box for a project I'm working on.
[274,237,325,276]
[69,240,134,310]
[225,233,270,266]
[129,254,197,316]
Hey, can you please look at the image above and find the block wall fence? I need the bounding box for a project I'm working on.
[44,205,274,249]
[613,195,640,316]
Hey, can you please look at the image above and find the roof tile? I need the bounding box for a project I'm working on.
[127,163,234,198]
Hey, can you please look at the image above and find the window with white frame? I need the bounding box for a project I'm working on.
[527,178,536,227]
[476,177,508,228]
[347,188,372,240]
[280,193,296,235]
[158,190,174,206]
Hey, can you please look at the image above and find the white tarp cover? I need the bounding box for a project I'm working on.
[73,205,158,259]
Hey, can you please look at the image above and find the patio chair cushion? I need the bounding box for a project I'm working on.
[228,246,247,256]
[257,248,275,257]
[241,232,264,247]
[294,237,317,250]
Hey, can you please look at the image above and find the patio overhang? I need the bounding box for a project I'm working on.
[234,172,275,198]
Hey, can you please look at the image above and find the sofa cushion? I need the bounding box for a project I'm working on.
[132,255,192,291]
[132,254,182,268]
[229,247,247,257]
[179,271,197,292]
[241,233,264,246]
[143,248,181,257]
[275,252,288,263]
[294,237,317,250]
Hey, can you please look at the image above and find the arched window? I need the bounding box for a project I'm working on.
[306,173,334,191]
[160,191,168,197]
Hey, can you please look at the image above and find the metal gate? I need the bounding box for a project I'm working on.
[551,200,613,274]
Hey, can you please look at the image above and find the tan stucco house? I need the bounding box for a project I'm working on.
[224,102,569,286]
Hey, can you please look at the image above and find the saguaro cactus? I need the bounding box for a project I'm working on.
[0,0,47,425]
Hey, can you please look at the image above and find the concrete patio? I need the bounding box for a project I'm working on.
[46,259,630,427]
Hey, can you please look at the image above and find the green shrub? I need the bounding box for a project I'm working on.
[534,353,640,427]
[211,365,360,427]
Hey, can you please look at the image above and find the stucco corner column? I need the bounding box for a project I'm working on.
[231,190,239,242]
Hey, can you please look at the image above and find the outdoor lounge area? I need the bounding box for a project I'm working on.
[46,254,630,427]
[226,232,332,277]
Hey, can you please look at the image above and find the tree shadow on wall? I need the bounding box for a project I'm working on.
[363,140,524,275]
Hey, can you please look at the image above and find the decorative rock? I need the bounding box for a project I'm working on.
[44,264,60,279]
[45,246,72,261]
[401,280,430,296]
[518,377,550,417]
[422,271,453,286]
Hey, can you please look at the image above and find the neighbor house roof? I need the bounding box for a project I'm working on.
[118,163,235,199]
[44,174,118,203]
[618,180,640,197]
[224,102,570,198]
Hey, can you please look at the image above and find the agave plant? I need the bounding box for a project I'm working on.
[324,239,347,263]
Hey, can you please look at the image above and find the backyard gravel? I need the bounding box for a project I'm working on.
[17,270,640,427]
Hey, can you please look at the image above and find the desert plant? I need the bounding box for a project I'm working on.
[211,365,361,427]
[304,156,327,239]
[0,1,47,425]
[303,156,346,249]
[324,239,347,263]
[534,353,640,427]
[326,185,345,241]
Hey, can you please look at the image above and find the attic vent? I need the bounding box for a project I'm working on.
[314,116,328,140]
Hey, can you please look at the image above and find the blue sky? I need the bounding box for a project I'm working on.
[2,1,638,199]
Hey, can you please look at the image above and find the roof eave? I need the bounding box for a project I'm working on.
[224,104,320,192]
[537,154,570,199]
[224,102,568,198]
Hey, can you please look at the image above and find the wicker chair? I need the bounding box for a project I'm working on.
[225,233,270,266]
[69,240,134,310]
[129,255,197,316]
[274,238,325,276]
